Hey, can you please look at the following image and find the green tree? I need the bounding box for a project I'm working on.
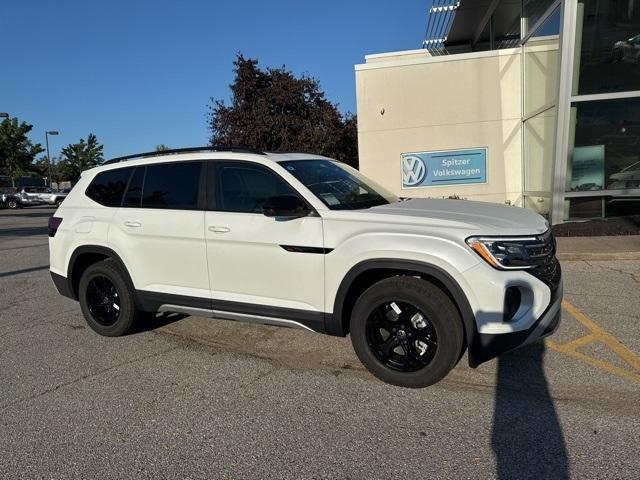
[155,144,170,151]
[59,133,104,181]
[0,117,44,185]
[208,54,358,167]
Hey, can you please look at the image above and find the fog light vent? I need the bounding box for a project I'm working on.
[504,287,522,323]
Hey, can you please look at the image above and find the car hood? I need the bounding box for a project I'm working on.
[367,198,549,235]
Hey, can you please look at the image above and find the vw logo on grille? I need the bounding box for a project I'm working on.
[402,155,427,186]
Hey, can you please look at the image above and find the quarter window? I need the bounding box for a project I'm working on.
[215,163,298,213]
[86,167,133,207]
[141,161,202,210]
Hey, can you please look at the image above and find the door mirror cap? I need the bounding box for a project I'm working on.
[263,195,309,219]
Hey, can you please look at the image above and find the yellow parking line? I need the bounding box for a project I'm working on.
[562,300,640,372]
[545,300,640,383]
[553,333,598,352]
[546,340,640,383]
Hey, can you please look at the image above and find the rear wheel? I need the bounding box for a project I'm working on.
[55,198,63,207]
[78,259,139,336]
[6,198,19,209]
[350,276,464,388]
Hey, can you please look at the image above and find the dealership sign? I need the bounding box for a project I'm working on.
[401,148,487,188]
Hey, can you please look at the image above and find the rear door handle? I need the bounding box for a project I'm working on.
[124,221,142,228]
[208,226,230,233]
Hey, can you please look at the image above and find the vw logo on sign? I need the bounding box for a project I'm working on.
[402,155,427,187]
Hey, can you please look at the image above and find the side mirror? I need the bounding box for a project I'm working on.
[263,195,310,219]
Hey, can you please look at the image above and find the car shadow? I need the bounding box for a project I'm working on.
[491,341,569,479]
[129,311,189,334]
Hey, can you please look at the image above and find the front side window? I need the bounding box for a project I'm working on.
[86,167,133,207]
[279,159,399,210]
[215,163,298,213]
[142,161,202,210]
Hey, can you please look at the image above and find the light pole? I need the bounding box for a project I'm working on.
[45,130,59,187]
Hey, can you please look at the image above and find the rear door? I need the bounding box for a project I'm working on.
[204,161,325,328]
[110,161,210,303]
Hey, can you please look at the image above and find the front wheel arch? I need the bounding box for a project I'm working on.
[330,259,475,355]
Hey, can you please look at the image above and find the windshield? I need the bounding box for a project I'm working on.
[279,159,399,210]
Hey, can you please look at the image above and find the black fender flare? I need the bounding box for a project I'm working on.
[65,245,137,305]
[329,259,476,360]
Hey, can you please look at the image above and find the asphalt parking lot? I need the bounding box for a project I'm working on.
[1,207,639,479]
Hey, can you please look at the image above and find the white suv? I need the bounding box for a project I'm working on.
[49,147,562,387]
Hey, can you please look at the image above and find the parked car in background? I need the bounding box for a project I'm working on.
[47,188,71,206]
[1,186,54,209]
[613,34,640,63]
[0,192,20,209]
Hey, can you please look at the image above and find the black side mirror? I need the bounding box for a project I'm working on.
[263,195,309,219]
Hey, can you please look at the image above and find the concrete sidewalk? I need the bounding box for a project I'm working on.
[556,235,640,261]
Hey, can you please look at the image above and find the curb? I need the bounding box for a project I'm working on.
[557,252,640,261]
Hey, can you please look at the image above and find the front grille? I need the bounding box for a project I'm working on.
[526,230,561,290]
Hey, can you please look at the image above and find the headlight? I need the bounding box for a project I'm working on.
[466,235,549,270]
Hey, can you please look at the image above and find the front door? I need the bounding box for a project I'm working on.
[204,161,325,331]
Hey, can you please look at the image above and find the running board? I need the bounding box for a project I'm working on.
[157,304,317,333]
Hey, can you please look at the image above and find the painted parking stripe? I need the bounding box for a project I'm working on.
[546,300,640,383]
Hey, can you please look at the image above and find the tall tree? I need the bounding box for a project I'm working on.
[208,54,358,167]
[0,117,44,184]
[59,133,104,181]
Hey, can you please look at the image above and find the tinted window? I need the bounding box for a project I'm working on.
[142,162,202,210]
[216,163,297,213]
[86,168,133,207]
[123,167,145,208]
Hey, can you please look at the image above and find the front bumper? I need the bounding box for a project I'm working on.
[468,278,562,367]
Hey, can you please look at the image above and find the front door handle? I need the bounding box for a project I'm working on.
[208,226,230,233]
[124,221,142,228]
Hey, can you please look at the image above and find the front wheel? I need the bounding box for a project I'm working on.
[350,276,464,388]
[78,259,139,336]
[6,198,19,209]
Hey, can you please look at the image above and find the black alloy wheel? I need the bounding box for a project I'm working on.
[350,276,464,388]
[78,259,139,336]
[366,301,438,372]
[85,275,121,326]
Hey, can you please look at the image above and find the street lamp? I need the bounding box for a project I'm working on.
[45,130,59,187]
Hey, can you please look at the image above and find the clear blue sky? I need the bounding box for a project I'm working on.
[1,0,430,159]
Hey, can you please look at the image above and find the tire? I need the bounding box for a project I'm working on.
[350,276,464,388]
[6,198,19,209]
[78,259,139,336]
[55,199,63,207]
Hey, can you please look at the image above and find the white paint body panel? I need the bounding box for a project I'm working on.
[205,211,324,311]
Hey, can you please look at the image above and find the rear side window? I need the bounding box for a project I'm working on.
[86,168,133,207]
[142,161,202,210]
[122,167,145,208]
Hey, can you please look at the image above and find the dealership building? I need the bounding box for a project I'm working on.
[355,0,640,224]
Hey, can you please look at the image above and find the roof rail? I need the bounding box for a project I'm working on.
[103,145,266,165]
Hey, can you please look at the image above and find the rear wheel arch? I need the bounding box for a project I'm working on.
[330,259,475,349]
[67,246,136,302]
